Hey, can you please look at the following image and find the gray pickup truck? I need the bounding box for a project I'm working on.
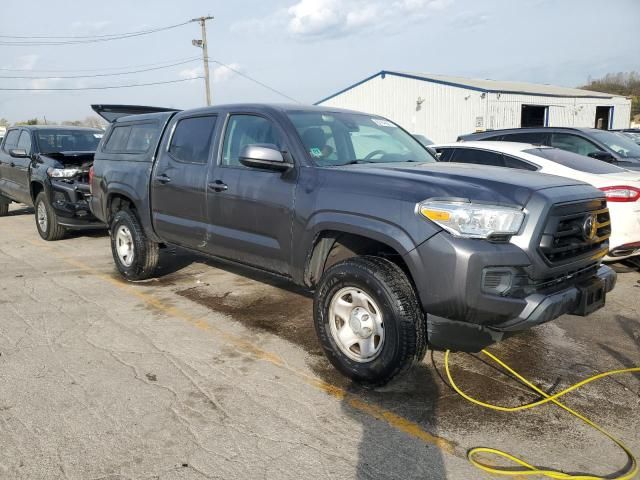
[90,104,616,386]
[0,125,105,239]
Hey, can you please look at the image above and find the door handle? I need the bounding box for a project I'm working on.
[155,173,171,184]
[208,180,228,192]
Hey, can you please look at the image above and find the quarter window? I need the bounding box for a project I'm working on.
[222,115,282,167]
[502,155,538,171]
[104,126,131,153]
[451,148,506,167]
[126,124,158,153]
[169,116,217,164]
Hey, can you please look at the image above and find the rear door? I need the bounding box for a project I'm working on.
[204,112,297,275]
[151,113,219,249]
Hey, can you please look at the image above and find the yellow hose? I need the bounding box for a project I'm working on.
[444,349,640,479]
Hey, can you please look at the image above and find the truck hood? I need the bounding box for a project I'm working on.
[334,162,591,207]
[39,151,94,168]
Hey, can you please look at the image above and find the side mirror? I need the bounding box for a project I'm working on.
[588,151,616,163]
[239,144,292,171]
[9,149,28,158]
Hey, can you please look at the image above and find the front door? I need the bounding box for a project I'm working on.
[0,129,22,202]
[151,114,218,249]
[11,130,34,204]
[205,113,296,275]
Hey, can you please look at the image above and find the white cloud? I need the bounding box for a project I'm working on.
[282,0,453,38]
[179,63,242,83]
[179,66,204,80]
[211,63,242,83]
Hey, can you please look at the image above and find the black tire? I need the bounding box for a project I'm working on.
[34,192,66,241]
[0,202,8,217]
[314,256,427,388]
[110,209,159,281]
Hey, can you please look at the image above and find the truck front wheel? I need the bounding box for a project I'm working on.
[110,209,159,281]
[314,256,427,388]
[35,192,66,241]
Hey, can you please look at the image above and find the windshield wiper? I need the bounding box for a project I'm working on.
[339,160,374,165]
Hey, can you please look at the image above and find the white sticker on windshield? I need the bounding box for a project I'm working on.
[94,133,104,138]
[371,118,396,128]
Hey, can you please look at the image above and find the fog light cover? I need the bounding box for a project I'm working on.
[482,268,515,296]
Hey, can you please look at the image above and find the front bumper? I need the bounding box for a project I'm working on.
[49,180,105,230]
[427,265,615,352]
[404,231,617,352]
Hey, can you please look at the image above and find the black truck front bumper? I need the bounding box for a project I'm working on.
[49,180,105,230]
[404,232,617,352]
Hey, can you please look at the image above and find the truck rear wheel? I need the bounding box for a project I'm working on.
[110,209,159,281]
[35,192,66,241]
[0,203,8,217]
[314,256,427,388]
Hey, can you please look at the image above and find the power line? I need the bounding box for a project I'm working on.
[0,58,200,79]
[0,21,190,46]
[0,56,201,73]
[208,60,301,103]
[0,76,203,91]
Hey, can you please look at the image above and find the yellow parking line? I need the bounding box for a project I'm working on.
[27,239,461,459]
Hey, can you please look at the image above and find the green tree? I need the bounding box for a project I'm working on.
[580,72,640,117]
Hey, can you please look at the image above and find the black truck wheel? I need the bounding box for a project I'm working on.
[0,202,8,217]
[34,192,66,241]
[110,209,159,281]
[314,256,427,388]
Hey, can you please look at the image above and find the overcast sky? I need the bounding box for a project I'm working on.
[1,0,638,123]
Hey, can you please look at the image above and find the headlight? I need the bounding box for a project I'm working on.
[47,167,81,178]
[418,200,525,239]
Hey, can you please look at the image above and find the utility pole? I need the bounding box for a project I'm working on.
[191,15,214,106]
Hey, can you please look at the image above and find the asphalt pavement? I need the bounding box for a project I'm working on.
[1,204,638,480]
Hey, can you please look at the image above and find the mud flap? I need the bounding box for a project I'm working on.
[427,314,504,353]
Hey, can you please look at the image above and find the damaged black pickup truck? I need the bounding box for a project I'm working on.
[91,103,617,387]
[0,125,105,240]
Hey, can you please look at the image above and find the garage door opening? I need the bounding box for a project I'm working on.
[595,106,612,130]
[521,105,548,127]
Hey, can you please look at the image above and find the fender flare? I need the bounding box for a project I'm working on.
[300,211,423,286]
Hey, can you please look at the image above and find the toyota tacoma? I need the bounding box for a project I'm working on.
[89,104,616,386]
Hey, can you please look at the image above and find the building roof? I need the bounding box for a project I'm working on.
[316,70,622,104]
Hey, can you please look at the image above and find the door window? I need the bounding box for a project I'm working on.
[501,132,548,145]
[17,131,32,154]
[169,116,217,164]
[3,130,20,151]
[550,133,601,156]
[222,115,282,167]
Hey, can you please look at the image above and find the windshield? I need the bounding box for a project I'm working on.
[35,129,103,154]
[286,111,436,166]
[524,147,627,174]
[590,130,640,158]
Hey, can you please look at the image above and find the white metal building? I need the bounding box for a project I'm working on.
[316,71,632,143]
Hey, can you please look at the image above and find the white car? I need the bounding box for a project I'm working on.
[433,141,640,261]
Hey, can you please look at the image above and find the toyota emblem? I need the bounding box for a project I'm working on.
[582,214,597,240]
